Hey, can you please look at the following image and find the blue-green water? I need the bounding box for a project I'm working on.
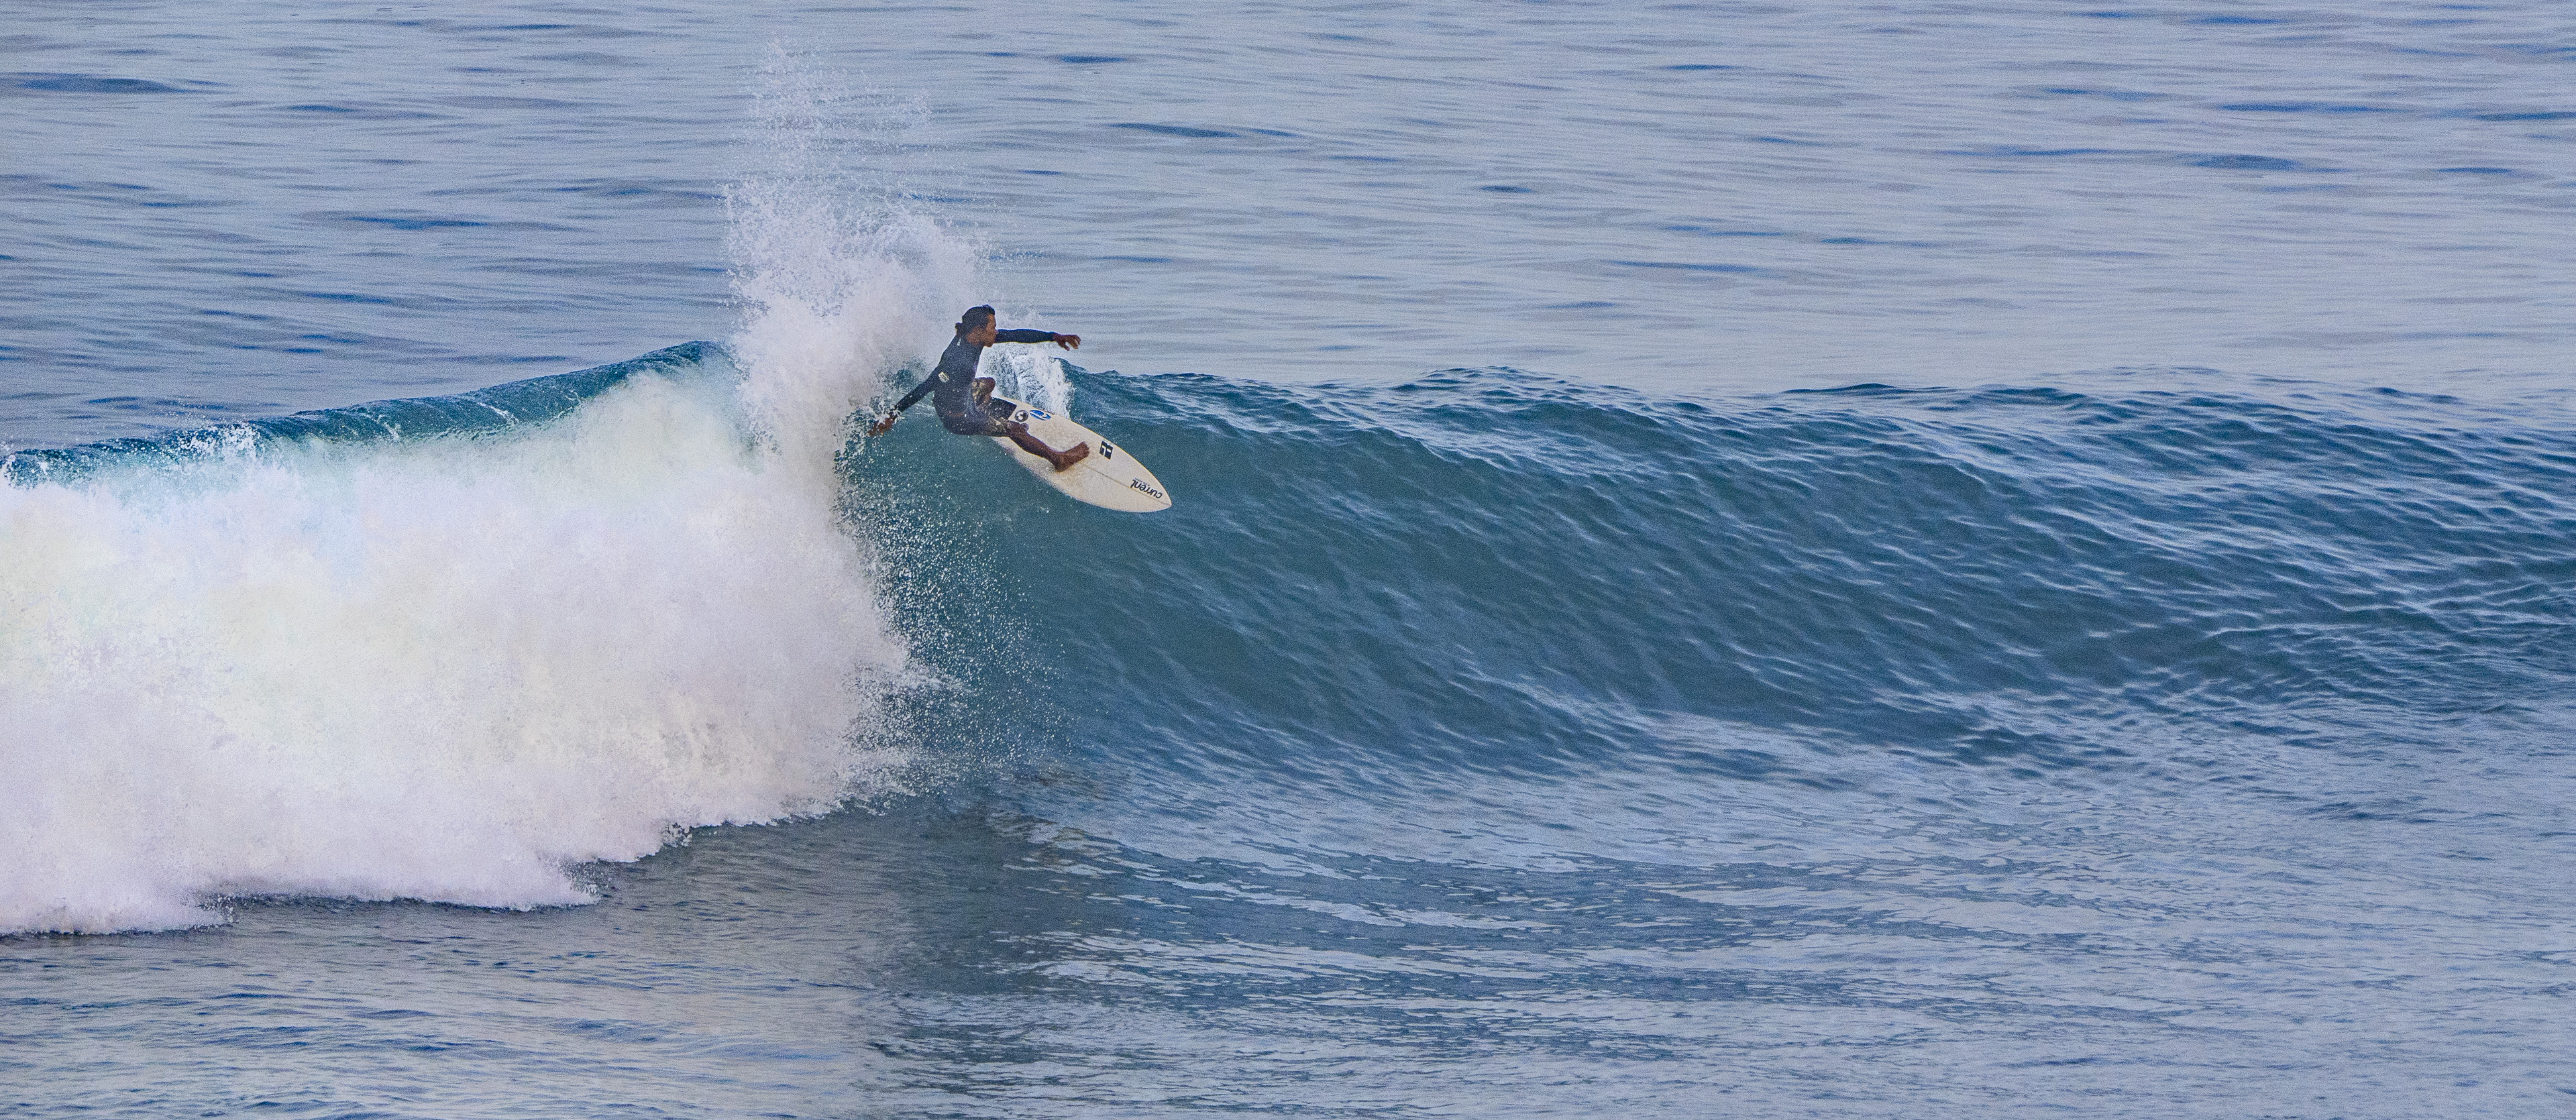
[7,2,2575,1116]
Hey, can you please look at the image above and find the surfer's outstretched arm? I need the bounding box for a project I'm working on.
[866,376,937,437]
[994,329,1080,349]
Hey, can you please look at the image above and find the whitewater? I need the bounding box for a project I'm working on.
[1,60,981,933]
[7,3,2575,1117]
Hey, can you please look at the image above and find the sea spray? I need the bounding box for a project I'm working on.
[0,58,982,935]
[725,46,973,470]
[983,349,1076,415]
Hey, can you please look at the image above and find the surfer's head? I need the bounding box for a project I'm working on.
[957,304,998,343]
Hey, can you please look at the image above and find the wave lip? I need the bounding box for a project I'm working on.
[3,341,712,483]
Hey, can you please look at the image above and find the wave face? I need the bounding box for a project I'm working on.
[854,368,2576,864]
[13,343,2571,951]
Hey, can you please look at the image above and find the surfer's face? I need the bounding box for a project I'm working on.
[966,317,998,345]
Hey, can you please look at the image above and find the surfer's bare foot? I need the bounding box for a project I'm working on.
[1052,443,1091,472]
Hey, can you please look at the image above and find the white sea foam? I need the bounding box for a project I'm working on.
[982,348,1075,416]
[0,53,975,935]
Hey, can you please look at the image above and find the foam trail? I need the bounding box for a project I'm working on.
[983,348,1075,415]
[0,56,976,935]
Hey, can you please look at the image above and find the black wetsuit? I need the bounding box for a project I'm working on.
[889,329,1061,435]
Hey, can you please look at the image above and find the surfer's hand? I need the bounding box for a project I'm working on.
[1053,333,1081,350]
[973,377,995,405]
[866,413,896,437]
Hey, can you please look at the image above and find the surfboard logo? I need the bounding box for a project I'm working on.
[1026,408,1053,421]
[1128,478,1165,500]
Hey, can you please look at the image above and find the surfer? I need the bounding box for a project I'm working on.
[865,305,1091,471]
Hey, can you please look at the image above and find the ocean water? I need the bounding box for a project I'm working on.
[5,2,2573,1117]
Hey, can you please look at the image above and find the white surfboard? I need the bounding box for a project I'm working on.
[983,393,1171,512]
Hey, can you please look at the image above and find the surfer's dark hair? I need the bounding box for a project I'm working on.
[956,304,998,333]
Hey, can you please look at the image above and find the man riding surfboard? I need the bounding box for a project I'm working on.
[865,304,1091,471]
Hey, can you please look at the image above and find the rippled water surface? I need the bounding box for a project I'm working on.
[11,0,2575,445]
[6,2,2575,1117]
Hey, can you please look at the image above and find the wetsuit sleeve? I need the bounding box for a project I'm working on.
[993,329,1059,344]
[890,374,936,413]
